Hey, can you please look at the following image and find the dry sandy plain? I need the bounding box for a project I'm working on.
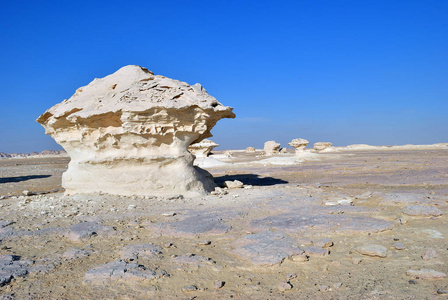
[0,147,447,299]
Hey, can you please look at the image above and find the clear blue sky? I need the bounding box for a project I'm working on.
[1,0,447,152]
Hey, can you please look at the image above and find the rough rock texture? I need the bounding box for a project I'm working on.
[188,139,219,157]
[402,205,443,217]
[288,138,309,154]
[314,142,332,151]
[264,141,281,155]
[245,147,256,153]
[37,65,235,196]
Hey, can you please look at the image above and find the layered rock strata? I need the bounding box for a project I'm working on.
[188,139,219,157]
[37,65,235,196]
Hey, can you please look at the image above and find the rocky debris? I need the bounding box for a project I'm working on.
[120,244,163,260]
[406,269,446,279]
[402,205,443,217]
[64,222,116,242]
[172,254,214,267]
[288,138,309,155]
[224,180,244,189]
[313,238,334,248]
[437,289,448,294]
[251,213,394,234]
[182,285,198,292]
[314,142,332,151]
[210,187,228,195]
[324,198,353,206]
[280,148,288,153]
[188,139,219,157]
[394,242,405,250]
[233,231,304,266]
[0,255,40,286]
[151,213,232,237]
[37,65,235,197]
[264,141,281,155]
[62,248,90,260]
[278,281,293,291]
[214,281,225,289]
[245,147,256,153]
[83,260,167,284]
[422,248,437,260]
[356,245,388,258]
[197,240,211,246]
[303,246,329,257]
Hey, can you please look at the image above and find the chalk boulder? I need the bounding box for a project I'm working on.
[37,65,235,196]
[314,142,332,151]
[288,138,309,154]
[264,141,281,155]
[188,139,219,157]
[245,147,256,153]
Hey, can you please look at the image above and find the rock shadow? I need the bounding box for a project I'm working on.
[0,175,52,184]
[214,174,288,187]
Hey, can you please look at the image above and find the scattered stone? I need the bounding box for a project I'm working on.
[286,273,297,280]
[37,65,235,196]
[314,238,334,248]
[65,222,116,242]
[211,187,228,195]
[393,242,405,250]
[314,142,332,151]
[182,285,198,292]
[356,245,387,258]
[304,246,329,257]
[324,198,353,206]
[422,248,437,260]
[120,244,163,260]
[245,147,256,153]
[264,141,281,155]
[214,281,225,289]
[62,248,90,260]
[224,180,244,189]
[162,212,177,217]
[83,260,166,284]
[408,280,418,284]
[278,281,293,291]
[197,240,211,246]
[402,205,442,217]
[22,190,31,196]
[318,285,329,292]
[406,269,446,279]
[233,231,304,266]
[437,289,448,294]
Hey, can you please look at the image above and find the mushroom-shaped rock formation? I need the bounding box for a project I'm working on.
[314,142,333,152]
[264,141,281,155]
[37,65,235,196]
[288,138,309,155]
[245,146,256,153]
[188,139,219,157]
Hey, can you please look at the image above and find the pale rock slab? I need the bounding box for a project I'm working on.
[406,269,446,279]
[188,139,219,157]
[37,65,235,196]
[288,138,309,155]
[264,141,281,155]
[402,205,443,217]
[356,244,388,258]
[314,142,332,151]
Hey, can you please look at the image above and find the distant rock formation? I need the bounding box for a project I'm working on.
[188,139,219,157]
[264,141,281,155]
[0,150,67,159]
[314,142,332,152]
[288,138,309,155]
[37,65,235,196]
[245,147,256,153]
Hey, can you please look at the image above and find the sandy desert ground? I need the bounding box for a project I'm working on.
[0,147,447,299]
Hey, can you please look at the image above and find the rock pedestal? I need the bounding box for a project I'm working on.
[288,138,309,155]
[37,65,235,196]
[188,139,219,157]
[264,141,281,155]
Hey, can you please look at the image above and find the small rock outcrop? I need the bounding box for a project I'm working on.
[314,142,332,151]
[245,147,256,153]
[37,65,235,196]
[264,141,281,155]
[288,138,309,155]
[188,139,219,157]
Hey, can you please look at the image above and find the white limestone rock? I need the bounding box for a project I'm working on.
[245,147,256,153]
[264,141,281,155]
[188,139,219,157]
[314,142,332,152]
[288,138,309,155]
[37,65,235,196]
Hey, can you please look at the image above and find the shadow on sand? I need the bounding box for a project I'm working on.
[0,175,52,184]
[214,174,288,187]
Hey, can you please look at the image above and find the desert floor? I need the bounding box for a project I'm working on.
[0,148,447,299]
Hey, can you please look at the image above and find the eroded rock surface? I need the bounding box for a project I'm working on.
[188,139,219,157]
[37,65,235,196]
[264,141,281,155]
[288,138,309,155]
